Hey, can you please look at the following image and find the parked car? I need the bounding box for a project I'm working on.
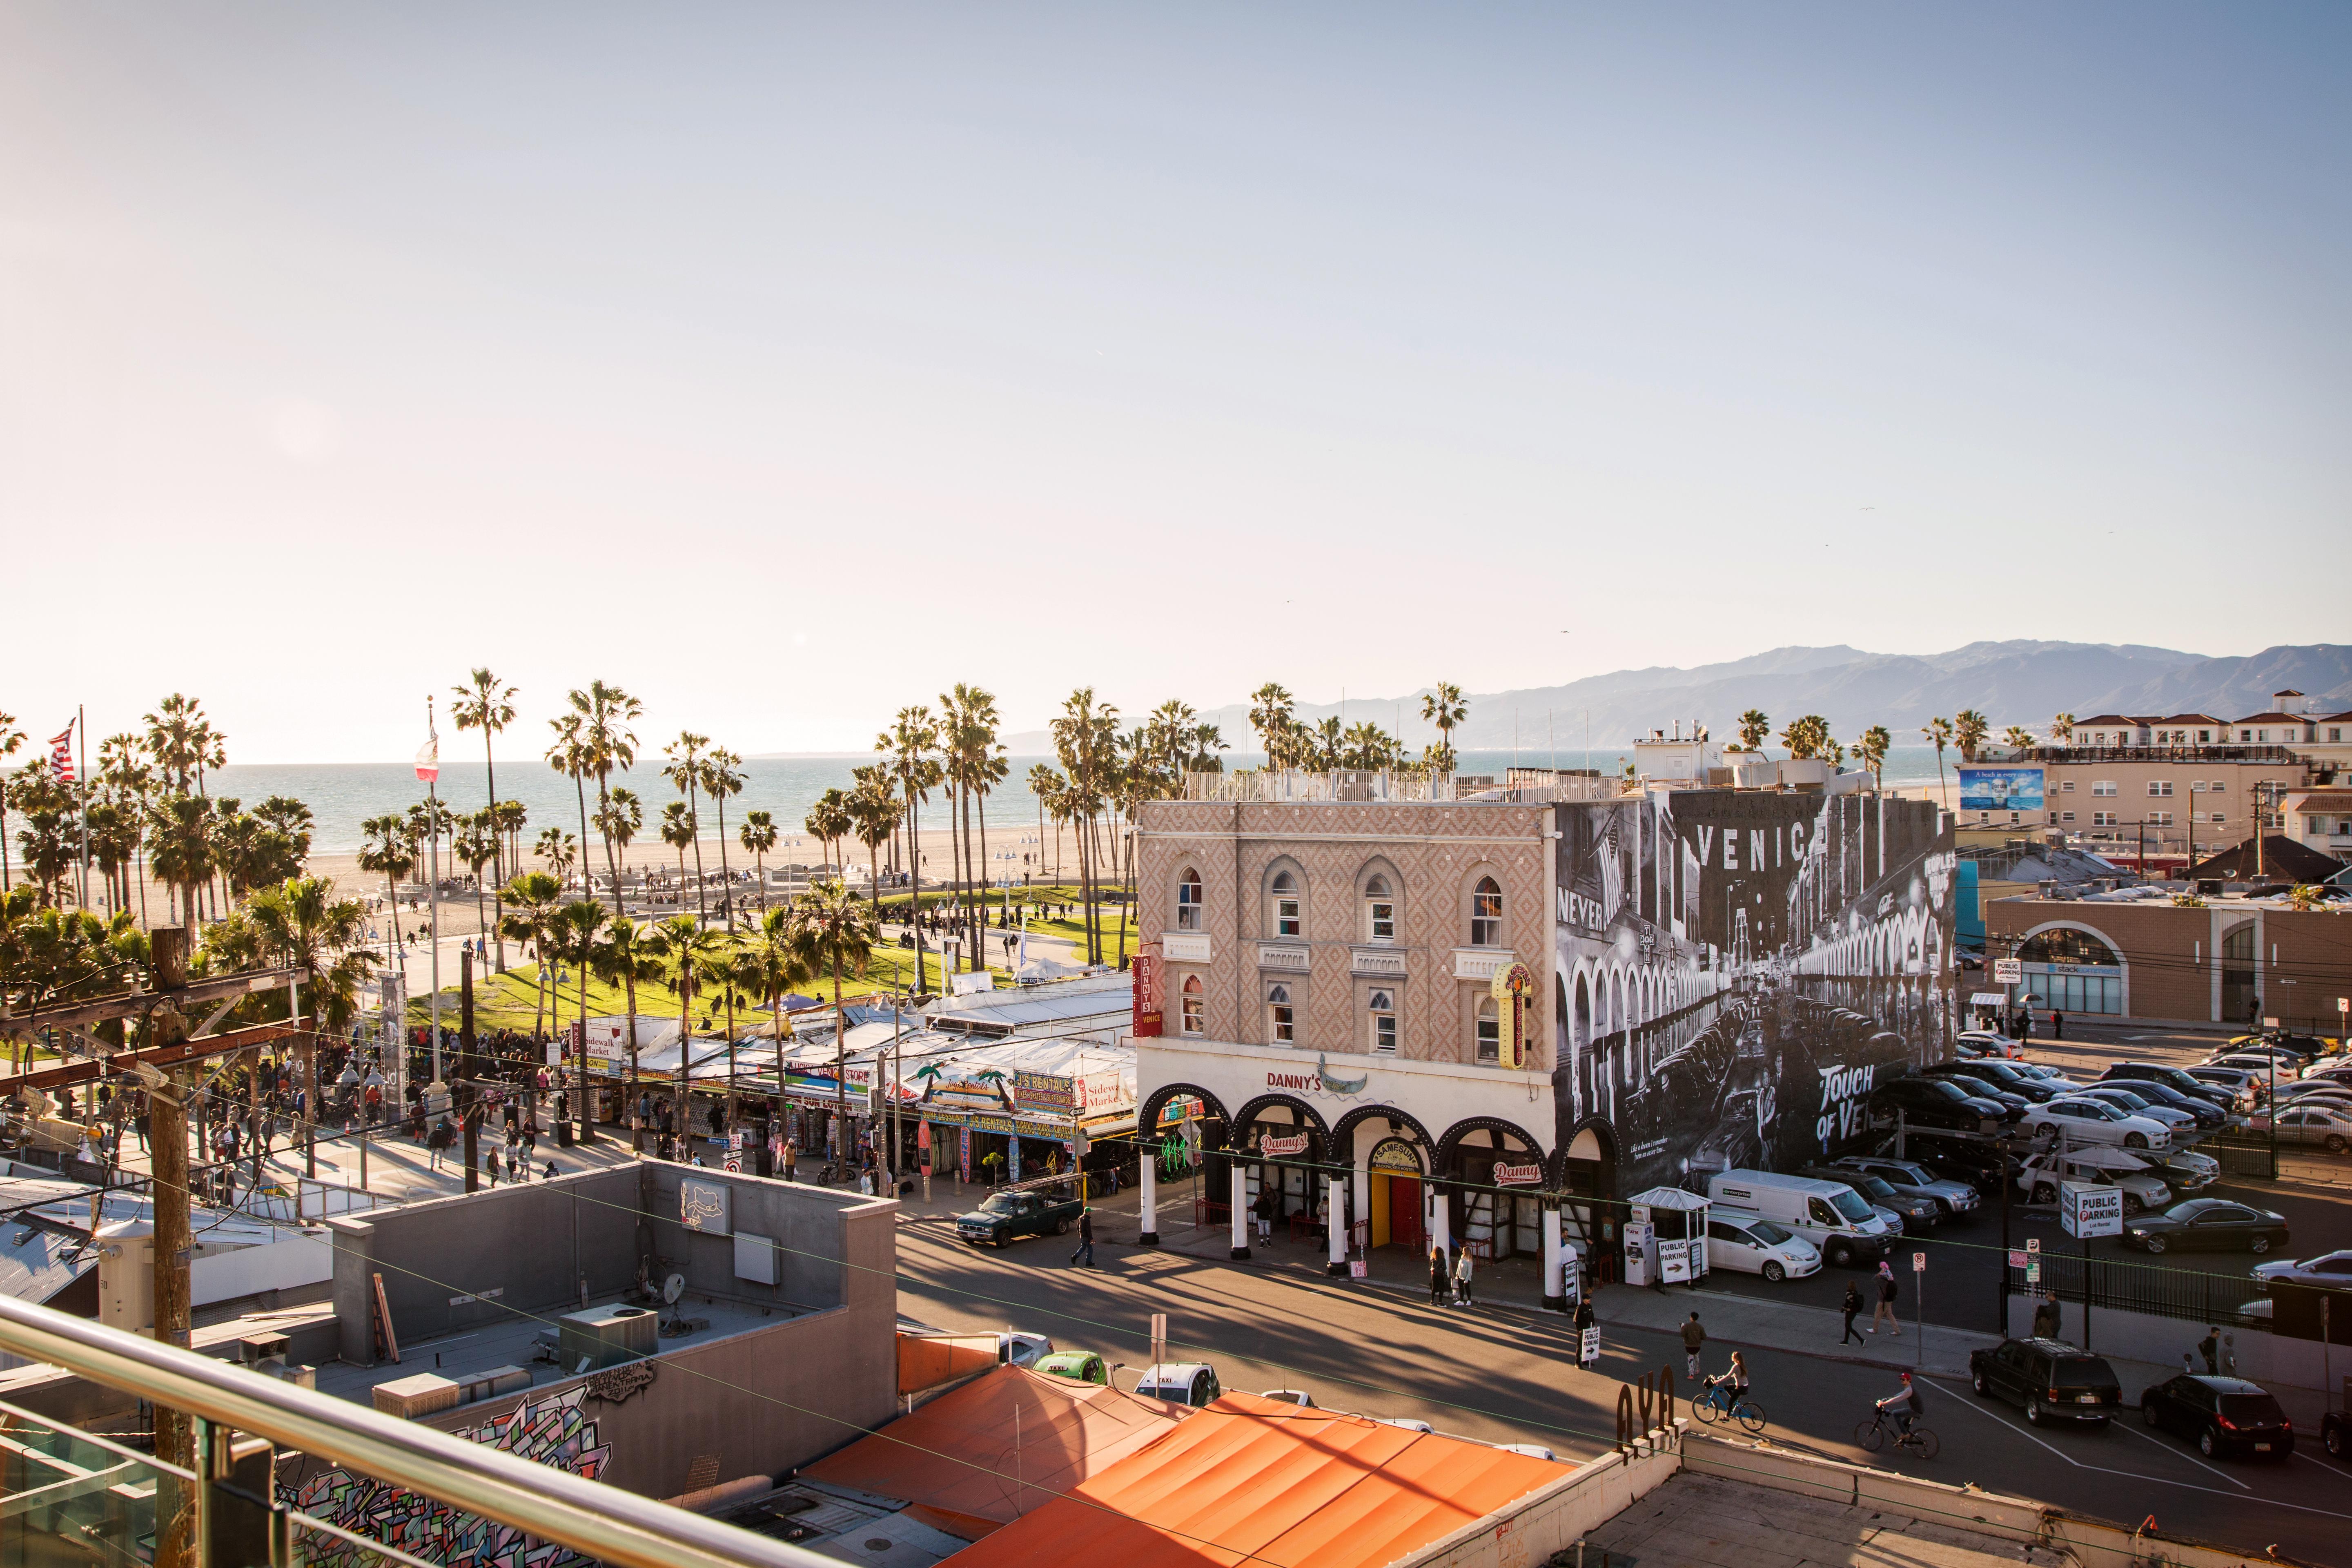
[2122,1198,2289,1255]
[996,1330,1054,1367]
[2014,1149,2170,1215]
[956,1189,1084,1247]
[1707,1169,1896,1267]
[2138,1374,2294,1459]
[1871,1075,2011,1132]
[2107,1079,2230,1129]
[1133,1362,1223,1407]
[1704,1214,1823,1281]
[1928,1058,2061,1104]
[2268,1079,2352,1108]
[2261,1102,2352,1154]
[2226,1031,2333,1061]
[1036,1351,1109,1385]
[2297,1060,2352,1087]
[2076,1085,2198,1136]
[2100,1062,2235,1112]
[2027,1096,2172,1151]
[2250,1249,2352,1290]
[1826,1155,1980,1220]
[1906,1132,2010,1195]
[2183,1066,2266,1108]
[2204,1053,2296,1081]
[1801,1164,1937,1230]
[2325,1410,2351,1461]
[2152,1147,2221,1194]
[1258,1388,1317,1407]
[1970,1337,2122,1426]
[1955,1028,2023,1059]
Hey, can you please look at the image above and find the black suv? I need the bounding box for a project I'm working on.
[1922,1059,2055,1107]
[1970,1338,2122,1426]
[2101,1062,2234,1113]
[1872,1074,2012,1131]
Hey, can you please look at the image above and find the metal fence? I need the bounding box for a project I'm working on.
[2007,1255,2276,1329]
[2203,1127,2277,1180]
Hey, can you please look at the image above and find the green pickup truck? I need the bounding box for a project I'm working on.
[955,1190,1083,1247]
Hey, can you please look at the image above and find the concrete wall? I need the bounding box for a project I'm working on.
[2006,1294,2348,1393]
[1984,896,2352,1029]
[636,1163,889,1314]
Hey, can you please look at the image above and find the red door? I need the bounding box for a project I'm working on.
[1389,1176,1423,1251]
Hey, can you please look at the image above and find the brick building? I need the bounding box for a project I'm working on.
[1982,894,2352,1031]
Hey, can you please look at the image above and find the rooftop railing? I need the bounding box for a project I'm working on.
[0,1295,832,1568]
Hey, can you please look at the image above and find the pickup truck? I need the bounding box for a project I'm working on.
[955,1190,1082,1247]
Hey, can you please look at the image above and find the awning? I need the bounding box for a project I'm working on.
[1967,992,2009,1007]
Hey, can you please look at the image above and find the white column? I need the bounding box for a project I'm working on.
[1326,1176,1347,1276]
[1229,1164,1250,1260]
[1138,1152,1158,1247]
[1541,1205,1566,1310]
[1427,1182,1450,1262]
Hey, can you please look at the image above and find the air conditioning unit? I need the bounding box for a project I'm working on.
[557,1303,658,1370]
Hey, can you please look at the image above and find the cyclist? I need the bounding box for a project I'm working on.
[1707,1350,1751,1405]
[1875,1370,1924,1439]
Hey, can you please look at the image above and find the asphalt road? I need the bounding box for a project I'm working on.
[894,1219,2352,1564]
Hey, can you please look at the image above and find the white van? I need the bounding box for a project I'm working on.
[1707,1169,1896,1267]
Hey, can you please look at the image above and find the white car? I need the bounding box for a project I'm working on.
[1704,1214,1823,1282]
[1957,1030,2023,1060]
[2014,1150,2170,1215]
[1134,1362,1223,1407]
[2154,1148,2221,1193]
[2029,1096,2172,1151]
[2265,1103,2352,1155]
[997,1330,1054,1368]
[2299,1060,2352,1086]
[2076,1086,2196,1134]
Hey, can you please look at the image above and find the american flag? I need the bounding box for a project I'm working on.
[48,723,74,784]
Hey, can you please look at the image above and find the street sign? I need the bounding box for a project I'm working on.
[1912,1252,1926,1273]
[2007,1250,2028,1268]
[2026,1261,2041,1284]
[2026,1238,2040,1254]
[2061,1180,2124,1239]
[1994,959,2022,985]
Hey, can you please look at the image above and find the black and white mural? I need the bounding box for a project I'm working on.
[1552,791,1954,1200]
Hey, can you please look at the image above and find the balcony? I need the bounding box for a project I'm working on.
[1256,942,1310,971]
[1452,949,1512,981]
[1160,931,1212,962]
[1350,947,1409,977]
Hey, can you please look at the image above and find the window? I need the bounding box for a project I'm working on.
[2332,728,2344,743]
[1474,997,1500,1063]
[1180,974,1203,1036]
[2060,811,2076,823]
[2190,780,2205,793]
[2206,780,2226,793]
[1270,869,1301,938]
[2061,780,2075,793]
[1176,868,1203,931]
[2198,729,2213,743]
[1470,877,1503,946]
[2150,811,2173,827]
[1266,982,1295,1044]
[2203,811,2226,824]
[2147,780,2173,797]
[1368,989,1397,1054]
[2240,729,2253,742]
[2091,781,2117,797]
[1363,873,1396,943]
[2092,811,2118,827]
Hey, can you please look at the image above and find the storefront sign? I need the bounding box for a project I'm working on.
[1132,949,1164,1038]
[1492,1161,1544,1187]
[1491,960,1535,1071]
[1368,1138,1421,1174]
[1157,1094,1203,1128]
[1258,1131,1310,1158]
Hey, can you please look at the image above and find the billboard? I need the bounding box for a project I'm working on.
[1552,790,1954,1199]
[1957,766,2044,813]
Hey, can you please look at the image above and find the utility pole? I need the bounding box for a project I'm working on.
[461,948,479,1194]
[147,925,196,1568]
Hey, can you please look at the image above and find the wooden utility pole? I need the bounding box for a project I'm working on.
[461,949,480,1193]
[146,925,196,1568]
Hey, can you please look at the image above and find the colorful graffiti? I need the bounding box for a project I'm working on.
[283,1384,612,1568]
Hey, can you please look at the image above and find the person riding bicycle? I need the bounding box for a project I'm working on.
[1876,1370,1924,1438]
[1707,1350,1751,1403]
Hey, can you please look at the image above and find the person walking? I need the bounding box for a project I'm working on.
[2198,1327,2220,1375]
[1680,1311,1707,1379]
[1069,1208,1096,1269]
[1574,1296,1599,1371]
[782,1139,798,1183]
[1841,1280,1865,1345]
[1428,1243,1450,1307]
[2051,1010,2065,1040]
[1871,1261,1902,1336]
[2032,1292,2062,1339]
[1453,1244,1475,1308]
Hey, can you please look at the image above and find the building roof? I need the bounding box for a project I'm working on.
[2154,713,2228,727]
[2070,715,2150,729]
[802,1365,1187,1539]
[946,1390,1568,1568]
[2230,712,2310,727]
[2187,835,2345,884]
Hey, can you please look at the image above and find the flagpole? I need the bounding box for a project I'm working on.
[421,697,445,1110]
[75,709,89,911]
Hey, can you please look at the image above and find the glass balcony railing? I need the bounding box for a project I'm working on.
[0,1296,831,1568]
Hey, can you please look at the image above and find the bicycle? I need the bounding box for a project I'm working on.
[1691,1381,1767,1435]
[1854,1407,1939,1460]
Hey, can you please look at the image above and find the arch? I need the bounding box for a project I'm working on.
[1551,1116,1617,1188]
[1356,855,1403,944]
[1434,1115,1546,1178]
[1332,1102,1438,1156]
[1178,972,1205,1036]
[2016,923,2123,967]
[1468,872,1505,947]
[1136,1081,1230,1140]
[1231,1093,1332,1166]
[1174,865,1205,932]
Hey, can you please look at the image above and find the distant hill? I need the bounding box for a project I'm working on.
[1003,643,2352,754]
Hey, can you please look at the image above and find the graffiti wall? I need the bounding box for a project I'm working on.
[1552,790,1953,1198]
[283,1383,611,1568]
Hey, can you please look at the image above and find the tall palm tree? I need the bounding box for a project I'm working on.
[739,810,779,916]
[494,799,529,888]
[0,712,23,893]
[659,800,697,911]
[787,880,877,1174]
[1420,682,1468,773]
[2050,712,2076,744]
[1953,709,1990,764]
[736,907,816,1129]
[450,669,517,969]
[804,789,852,885]
[596,787,644,912]
[590,915,665,1149]
[647,914,726,1143]
[700,748,746,932]
[1858,724,1892,789]
[546,710,597,905]
[552,898,608,1142]
[1922,717,1954,807]
[574,682,642,917]
[1028,762,1071,890]
[876,706,940,959]
[1735,709,1771,753]
[500,871,563,1039]
[357,813,414,959]
[453,813,499,942]
[661,732,712,922]
[1247,683,1294,768]
[1051,688,1118,966]
[949,687,1007,971]
[848,771,903,927]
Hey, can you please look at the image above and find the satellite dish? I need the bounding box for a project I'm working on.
[662,1273,686,1305]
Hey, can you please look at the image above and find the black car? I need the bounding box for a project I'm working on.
[1872,1075,2011,1131]
[1925,1059,2060,1105]
[2101,1062,2234,1113]
[2139,1374,2294,1459]
[1907,1132,2009,1194]
[1970,1338,2122,1426]
[2121,1198,2290,1256]
[2105,1079,2227,1129]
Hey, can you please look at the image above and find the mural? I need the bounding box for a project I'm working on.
[1552,791,1954,1198]
[283,1384,612,1568]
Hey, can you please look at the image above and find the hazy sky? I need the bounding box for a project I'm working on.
[4,4,2346,762]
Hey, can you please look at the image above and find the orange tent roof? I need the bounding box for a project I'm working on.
[803,1365,1187,1540]
[946,1391,1569,1568]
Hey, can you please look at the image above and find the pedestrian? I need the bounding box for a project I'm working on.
[2032,1292,2062,1339]
[2197,1326,2219,1375]
[1069,1208,1095,1269]
[1871,1261,1902,1336]
[782,1139,798,1182]
[1574,1296,1599,1371]
[2051,1011,2065,1040]
[1453,1245,1475,1307]
[1681,1311,1706,1379]
[1841,1280,1865,1345]
[1429,1244,1449,1307]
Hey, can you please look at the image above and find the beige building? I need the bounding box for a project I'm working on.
[2281,786,2352,866]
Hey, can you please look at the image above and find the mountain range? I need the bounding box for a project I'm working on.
[1004,643,2352,755]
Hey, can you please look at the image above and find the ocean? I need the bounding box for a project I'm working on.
[206,744,1956,855]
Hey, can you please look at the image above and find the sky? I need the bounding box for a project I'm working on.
[3,4,2348,763]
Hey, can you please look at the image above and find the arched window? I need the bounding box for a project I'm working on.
[1176,868,1204,931]
[1270,869,1302,938]
[1368,989,1398,1054]
[1470,876,1503,947]
[1363,873,1396,943]
[1474,996,1500,1063]
[1266,983,1296,1045]
[2017,927,2120,966]
[1180,974,1204,1036]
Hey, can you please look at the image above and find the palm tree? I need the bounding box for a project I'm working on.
[248,874,374,1172]
[737,906,816,1109]
[700,748,746,931]
[572,682,641,918]
[596,787,644,912]
[1051,688,1118,966]
[357,813,414,959]
[659,800,697,911]
[590,915,665,1149]
[546,710,597,906]
[0,712,23,893]
[1028,762,1069,889]
[500,871,563,1038]
[647,914,726,1143]
[552,898,608,1142]
[1420,682,1468,773]
[661,732,712,922]
[1953,710,1991,764]
[787,880,878,1174]
[2050,712,2076,744]
[805,789,852,885]
[940,687,1006,971]
[535,827,578,886]
[494,799,529,889]
[849,769,903,924]
[739,810,779,916]
[1858,725,1892,789]
[2003,725,2036,753]
[450,668,517,969]
[1247,683,1295,768]
[453,813,499,943]
[1922,717,1954,807]
[1735,709,1771,753]
[876,706,940,960]
[1779,715,1832,761]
